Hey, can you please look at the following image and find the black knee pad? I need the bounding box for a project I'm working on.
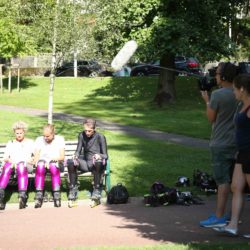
[93,160,105,173]
[67,160,77,173]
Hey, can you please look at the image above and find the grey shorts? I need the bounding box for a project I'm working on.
[210,147,236,185]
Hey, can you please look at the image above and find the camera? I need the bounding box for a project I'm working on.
[198,62,250,92]
[198,67,217,91]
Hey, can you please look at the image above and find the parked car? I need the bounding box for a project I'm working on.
[238,61,250,74]
[130,56,203,76]
[44,60,106,77]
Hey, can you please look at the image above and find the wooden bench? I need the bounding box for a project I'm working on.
[0,141,111,192]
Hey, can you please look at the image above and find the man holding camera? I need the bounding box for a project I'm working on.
[200,62,238,228]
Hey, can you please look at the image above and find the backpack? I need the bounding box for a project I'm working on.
[107,183,129,204]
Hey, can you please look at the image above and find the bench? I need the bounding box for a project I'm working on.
[0,141,111,192]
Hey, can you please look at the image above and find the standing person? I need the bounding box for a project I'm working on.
[213,74,250,237]
[199,62,238,227]
[66,118,108,207]
[0,121,34,210]
[33,124,65,208]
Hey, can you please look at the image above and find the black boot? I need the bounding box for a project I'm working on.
[18,191,27,209]
[0,189,5,210]
[34,191,43,208]
[53,191,61,207]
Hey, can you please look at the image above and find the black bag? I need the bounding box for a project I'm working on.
[144,181,177,207]
[107,183,129,204]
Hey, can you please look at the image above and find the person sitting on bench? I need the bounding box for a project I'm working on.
[67,118,108,203]
[0,121,34,210]
[33,124,65,208]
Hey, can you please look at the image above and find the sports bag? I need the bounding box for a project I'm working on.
[107,183,129,204]
[144,181,178,207]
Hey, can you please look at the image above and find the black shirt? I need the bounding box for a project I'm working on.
[75,131,108,162]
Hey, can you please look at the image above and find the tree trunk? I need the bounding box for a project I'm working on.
[153,54,176,107]
[48,0,59,124]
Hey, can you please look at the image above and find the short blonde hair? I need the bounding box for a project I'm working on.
[12,121,28,132]
[43,124,55,134]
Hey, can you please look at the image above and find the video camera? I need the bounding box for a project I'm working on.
[198,62,250,92]
[198,67,217,91]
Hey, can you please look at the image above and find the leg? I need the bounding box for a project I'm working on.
[200,147,234,227]
[242,174,250,238]
[0,162,13,189]
[49,162,61,207]
[34,160,46,208]
[0,162,13,210]
[92,160,105,192]
[213,147,235,218]
[0,188,5,210]
[216,183,230,218]
[91,159,105,207]
[67,159,79,202]
[16,162,28,209]
[226,164,246,230]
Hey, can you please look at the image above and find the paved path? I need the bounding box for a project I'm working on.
[1,197,250,250]
[0,105,209,149]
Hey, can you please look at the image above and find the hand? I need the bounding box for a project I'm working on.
[200,91,209,103]
[94,154,102,160]
[72,155,78,160]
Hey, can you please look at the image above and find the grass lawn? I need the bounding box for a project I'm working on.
[0,109,211,204]
[0,76,211,139]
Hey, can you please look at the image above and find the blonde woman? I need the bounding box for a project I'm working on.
[0,121,34,210]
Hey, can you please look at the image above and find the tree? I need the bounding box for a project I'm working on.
[94,0,249,106]
[0,0,37,59]
[29,0,97,123]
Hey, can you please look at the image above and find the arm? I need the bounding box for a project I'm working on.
[33,148,41,165]
[98,134,108,160]
[74,133,83,158]
[201,91,217,123]
[3,141,12,163]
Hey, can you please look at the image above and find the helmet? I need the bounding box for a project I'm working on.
[176,176,190,187]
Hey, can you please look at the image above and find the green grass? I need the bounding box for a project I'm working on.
[0,76,211,139]
[0,75,212,203]
[0,109,211,203]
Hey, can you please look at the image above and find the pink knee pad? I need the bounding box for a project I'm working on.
[16,162,28,191]
[49,162,61,191]
[0,162,13,189]
[35,161,46,190]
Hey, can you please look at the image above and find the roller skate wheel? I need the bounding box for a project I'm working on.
[68,200,78,208]
[90,199,100,208]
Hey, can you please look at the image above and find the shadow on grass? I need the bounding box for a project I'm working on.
[2,77,37,91]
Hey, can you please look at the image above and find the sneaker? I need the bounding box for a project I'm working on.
[200,214,227,228]
[213,226,238,236]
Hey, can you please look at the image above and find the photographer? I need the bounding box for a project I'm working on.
[200,62,238,228]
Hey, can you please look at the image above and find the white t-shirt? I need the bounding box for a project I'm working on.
[3,139,34,164]
[34,135,65,162]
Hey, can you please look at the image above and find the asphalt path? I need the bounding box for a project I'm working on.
[1,197,250,250]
